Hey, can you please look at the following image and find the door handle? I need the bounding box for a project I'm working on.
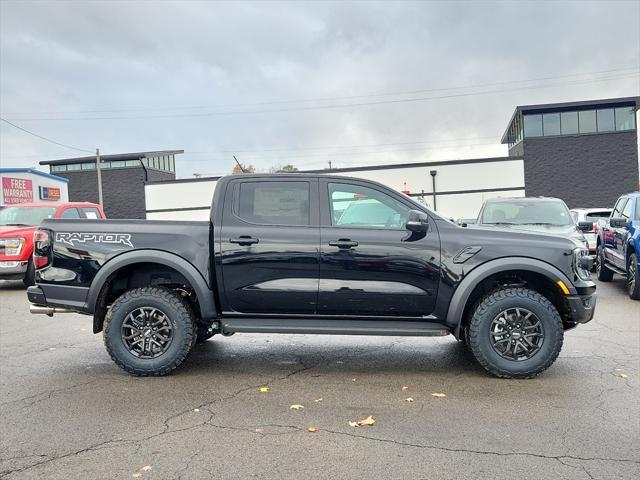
[229,236,259,246]
[328,239,358,249]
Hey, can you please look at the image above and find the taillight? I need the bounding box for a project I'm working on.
[33,229,51,269]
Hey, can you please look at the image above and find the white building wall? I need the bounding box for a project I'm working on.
[0,169,69,206]
[144,158,525,220]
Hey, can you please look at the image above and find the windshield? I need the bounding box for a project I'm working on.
[481,200,573,226]
[0,206,57,226]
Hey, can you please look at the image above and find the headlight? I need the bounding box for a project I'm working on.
[1,238,25,256]
[573,247,592,281]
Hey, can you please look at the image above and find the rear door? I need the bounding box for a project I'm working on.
[218,178,320,315]
[317,179,440,317]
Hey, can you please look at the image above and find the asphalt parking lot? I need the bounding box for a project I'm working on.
[0,279,638,480]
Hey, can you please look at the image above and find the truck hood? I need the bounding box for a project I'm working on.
[0,225,37,238]
[472,223,587,248]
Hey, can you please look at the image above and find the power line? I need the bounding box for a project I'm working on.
[0,117,93,154]
[3,66,637,116]
[5,71,638,122]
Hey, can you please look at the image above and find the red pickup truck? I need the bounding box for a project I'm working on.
[0,202,105,286]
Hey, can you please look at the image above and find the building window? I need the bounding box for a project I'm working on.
[51,165,67,172]
[125,160,140,167]
[542,113,560,136]
[615,107,636,131]
[81,162,95,170]
[578,110,597,133]
[560,111,578,134]
[110,160,126,168]
[524,114,543,137]
[596,109,615,132]
[170,155,175,172]
[66,163,82,171]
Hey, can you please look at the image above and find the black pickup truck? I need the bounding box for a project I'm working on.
[27,174,596,378]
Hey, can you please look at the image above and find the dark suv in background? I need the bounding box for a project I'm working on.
[596,192,640,300]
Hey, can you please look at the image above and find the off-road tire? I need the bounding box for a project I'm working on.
[195,326,216,344]
[103,287,196,376]
[627,253,640,300]
[468,287,564,379]
[22,259,35,287]
[596,245,614,282]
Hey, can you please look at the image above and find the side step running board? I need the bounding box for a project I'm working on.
[222,318,450,337]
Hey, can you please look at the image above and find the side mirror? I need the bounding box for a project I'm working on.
[405,210,429,233]
[609,217,628,228]
[577,221,593,232]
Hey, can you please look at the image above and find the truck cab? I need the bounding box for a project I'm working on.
[596,192,640,299]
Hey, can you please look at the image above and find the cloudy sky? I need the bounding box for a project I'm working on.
[1,0,638,178]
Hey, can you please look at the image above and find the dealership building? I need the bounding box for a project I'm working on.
[37,96,639,221]
[39,150,181,218]
[144,96,639,221]
[0,168,69,207]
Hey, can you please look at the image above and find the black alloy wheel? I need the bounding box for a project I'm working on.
[121,307,174,358]
[489,308,544,361]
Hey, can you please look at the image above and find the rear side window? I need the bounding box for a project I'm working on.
[60,208,81,219]
[236,181,309,226]
[80,207,102,219]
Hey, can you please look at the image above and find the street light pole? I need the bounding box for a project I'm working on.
[96,147,103,207]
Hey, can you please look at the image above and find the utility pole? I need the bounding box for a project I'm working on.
[96,147,103,207]
[328,160,332,169]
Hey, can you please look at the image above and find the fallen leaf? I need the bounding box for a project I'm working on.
[290,404,305,410]
[255,428,264,433]
[404,397,414,402]
[259,386,270,393]
[348,421,359,427]
[401,386,409,391]
[132,474,142,479]
[358,415,375,426]
[352,378,357,382]
[314,398,323,403]
[151,450,161,455]
[193,408,200,412]
[618,373,629,379]
[140,466,152,472]
[431,392,446,398]
[307,426,318,432]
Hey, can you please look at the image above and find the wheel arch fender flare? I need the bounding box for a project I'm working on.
[87,249,217,320]
[446,257,576,335]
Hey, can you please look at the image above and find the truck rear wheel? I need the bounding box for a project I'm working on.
[467,287,563,379]
[103,287,196,376]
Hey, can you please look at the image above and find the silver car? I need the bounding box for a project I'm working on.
[570,208,613,254]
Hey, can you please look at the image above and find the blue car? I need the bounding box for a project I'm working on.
[596,192,640,299]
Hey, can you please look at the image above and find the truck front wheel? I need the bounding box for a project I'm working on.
[103,287,196,376]
[467,287,563,379]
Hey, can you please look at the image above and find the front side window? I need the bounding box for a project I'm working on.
[621,199,633,220]
[328,183,410,229]
[579,110,597,133]
[523,114,543,137]
[542,113,560,136]
[596,109,615,132]
[0,206,57,226]
[237,181,309,225]
[612,198,627,218]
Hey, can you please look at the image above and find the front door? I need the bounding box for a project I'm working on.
[605,197,628,269]
[219,178,320,315]
[318,179,440,317]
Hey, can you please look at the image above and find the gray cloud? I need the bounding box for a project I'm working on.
[1,0,638,176]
